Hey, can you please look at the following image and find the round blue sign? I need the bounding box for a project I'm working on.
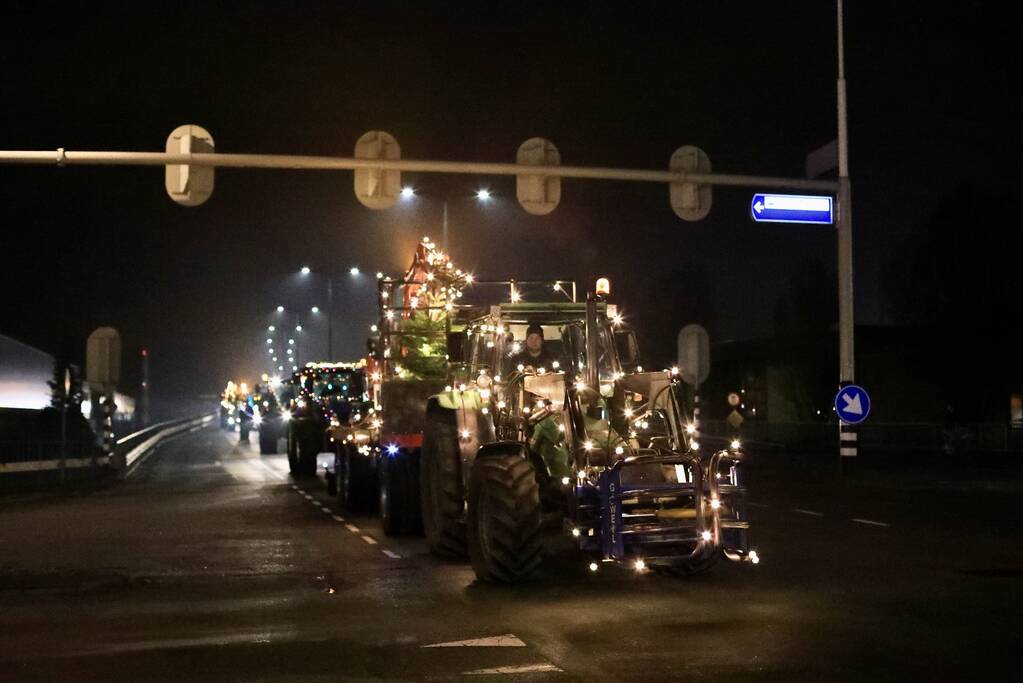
[834,385,871,425]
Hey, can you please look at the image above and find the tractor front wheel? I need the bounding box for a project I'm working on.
[468,451,542,583]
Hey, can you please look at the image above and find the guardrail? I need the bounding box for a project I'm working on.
[0,413,214,476]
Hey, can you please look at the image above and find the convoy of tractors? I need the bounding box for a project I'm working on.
[223,238,756,581]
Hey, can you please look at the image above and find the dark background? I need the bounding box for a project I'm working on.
[1,1,1017,406]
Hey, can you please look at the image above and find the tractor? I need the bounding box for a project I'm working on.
[416,286,757,581]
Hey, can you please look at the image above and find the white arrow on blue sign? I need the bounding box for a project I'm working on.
[751,193,834,224]
[834,385,871,425]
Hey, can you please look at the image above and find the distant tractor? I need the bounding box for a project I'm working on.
[284,363,368,477]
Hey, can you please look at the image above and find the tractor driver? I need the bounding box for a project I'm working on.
[509,322,559,374]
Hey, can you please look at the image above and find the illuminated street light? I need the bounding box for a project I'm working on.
[268,325,275,332]
[295,325,302,332]
[311,306,320,314]
[288,339,295,345]
[266,338,272,344]
[475,188,491,201]
[400,186,415,199]
[300,266,311,275]
[349,266,360,276]
[276,305,284,313]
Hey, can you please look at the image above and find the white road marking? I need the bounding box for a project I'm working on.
[463,663,563,675]
[382,550,402,559]
[345,524,360,533]
[852,518,889,527]
[332,515,345,523]
[792,508,824,517]
[424,634,527,648]
[361,535,378,545]
[303,494,313,500]
[291,484,299,490]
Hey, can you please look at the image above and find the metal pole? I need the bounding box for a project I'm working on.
[442,200,449,254]
[837,0,857,463]
[0,150,840,193]
[327,278,334,360]
[141,349,150,427]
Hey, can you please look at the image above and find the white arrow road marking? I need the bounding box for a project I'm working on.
[463,663,563,675]
[381,550,402,559]
[424,634,527,648]
[842,392,863,415]
[852,518,889,527]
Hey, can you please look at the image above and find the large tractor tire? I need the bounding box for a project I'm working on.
[468,449,543,583]
[297,429,319,477]
[338,444,376,512]
[379,448,421,536]
[420,410,467,558]
[259,425,278,455]
[287,427,299,474]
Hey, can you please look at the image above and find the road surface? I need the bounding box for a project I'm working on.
[1,424,1020,681]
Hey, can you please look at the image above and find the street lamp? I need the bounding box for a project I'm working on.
[349,266,360,276]
[399,186,492,253]
[300,266,311,275]
[276,305,284,313]
[311,306,319,314]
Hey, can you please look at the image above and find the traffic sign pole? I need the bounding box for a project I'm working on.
[837,0,856,462]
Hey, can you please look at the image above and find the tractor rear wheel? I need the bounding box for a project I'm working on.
[287,427,299,475]
[339,445,376,512]
[296,429,319,477]
[468,451,542,582]
[380,449,421,536]
[421,412,466,558]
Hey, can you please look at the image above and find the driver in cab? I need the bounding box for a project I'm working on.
[509,323,558,374]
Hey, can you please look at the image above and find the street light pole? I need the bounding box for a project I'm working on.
[442,200,449,253]
[327,277,334,360]
[836,0,857,462]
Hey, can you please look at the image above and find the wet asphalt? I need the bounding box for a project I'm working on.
[1,424,1020,681]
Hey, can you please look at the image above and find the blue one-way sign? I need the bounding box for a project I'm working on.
[751,193,834,224]
[834,385,871,425]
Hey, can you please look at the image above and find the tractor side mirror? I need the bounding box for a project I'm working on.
[446,331,466,364]
[615,329,641,372]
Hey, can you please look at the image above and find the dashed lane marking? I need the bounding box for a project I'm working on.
[852,518,890,527]
[361,535,378,545]
[382,550,402,559]
[792,508,824,517]
[463,663,563,675]
[345,524,360,533]
[332,515,345,523]
[424,634,527,648]
[303,494,313,500]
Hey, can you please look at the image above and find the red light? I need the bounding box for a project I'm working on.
[141,349,148,357]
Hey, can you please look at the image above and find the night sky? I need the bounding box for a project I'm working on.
[1,2,1015,402]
